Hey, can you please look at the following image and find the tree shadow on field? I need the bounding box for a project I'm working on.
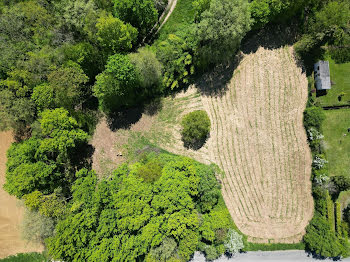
[182,135,210,151]
[195,22,301,98]
[107,107,144,131]
[241,22,300,55]
[196,53,243,98]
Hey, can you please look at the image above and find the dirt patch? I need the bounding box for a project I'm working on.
[90,113,157,177]
[0,131,43,258]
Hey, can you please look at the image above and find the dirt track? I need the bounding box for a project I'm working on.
[0,131,42,258]
[161,47,313,243]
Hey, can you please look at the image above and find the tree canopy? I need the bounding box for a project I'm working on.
[4,108,88,198]
[47,153,241,261]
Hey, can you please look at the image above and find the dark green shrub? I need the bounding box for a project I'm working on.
[203,245,218,261]
[332,175,350,193]
[304,213,344,258]
[181,110,210,149]
[304,106,325,131]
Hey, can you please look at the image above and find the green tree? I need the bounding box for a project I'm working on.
[156,33,195,89]
[48,62,89,109]
[196,0,251,66]
[31,84,55,111]
[47,154,232,261]
[304,106,325,131]
[96,12,137,54]
[181,110,211,149]
[250,0,308,29]
[4,108,88,198]
[93,54,139,112]
[332,175,350,193]
[311,1,350,43]
[113,0,158,40]
[129,48,163,96]
[304,213,344,258]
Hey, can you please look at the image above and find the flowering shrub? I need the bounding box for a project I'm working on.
[313,155,328,170]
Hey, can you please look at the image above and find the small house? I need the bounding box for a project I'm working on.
[314,61,331,90]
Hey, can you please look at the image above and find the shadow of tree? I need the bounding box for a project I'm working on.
[182,135,209,150]
[195,54,243,98]
[195,22,303,98]
[241,22,300,55]
[106,97,163,131]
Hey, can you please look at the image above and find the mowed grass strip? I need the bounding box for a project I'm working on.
[322,109,350,178]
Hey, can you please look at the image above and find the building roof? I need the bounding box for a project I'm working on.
[314,61,331,90]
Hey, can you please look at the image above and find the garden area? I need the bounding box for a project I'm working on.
[315,56,350,107]
[322,109,350,178]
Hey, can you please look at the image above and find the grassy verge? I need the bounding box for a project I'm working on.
[157,0,195,41]
[316,55,350,107]
[322,109,350,177]
[0,253,49,262]
[245,242,305,251]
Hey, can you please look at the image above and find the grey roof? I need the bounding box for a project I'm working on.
[314,61,331,90]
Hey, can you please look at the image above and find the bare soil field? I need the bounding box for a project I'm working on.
[91,46,313,243]
[0,131,42,258]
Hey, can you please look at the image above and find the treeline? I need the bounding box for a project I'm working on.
[46,153,243,261]
[1,0,349,260]
[303,87,350,258]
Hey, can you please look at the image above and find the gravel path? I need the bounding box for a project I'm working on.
[191,251,350,262]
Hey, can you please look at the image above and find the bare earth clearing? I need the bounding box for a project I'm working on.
[0,131,42,258]
[91,46,313,243]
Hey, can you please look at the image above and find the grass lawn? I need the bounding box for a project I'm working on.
[316,56,350,107]
[322,109,350,177]
[157,0,195,41]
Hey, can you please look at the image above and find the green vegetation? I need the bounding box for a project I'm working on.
[316,57,350,107]
[157,0,195,40]
[246,242,305,251]
[195,0,251,67]
[47,152,244,261]
[0,253,49,262]
[0,0,349,259]
[181,110,210,149]
[304,85,350,258]
[4,108,88,198]
[322,109,350,178]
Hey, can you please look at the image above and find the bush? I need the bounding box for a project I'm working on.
[21,209,55,244]
[181,110,210,149]
[224,229,244,255]
[304,106,325,131]
[203,245,218,261]
[304,213,344,258]
[332,175,350,193]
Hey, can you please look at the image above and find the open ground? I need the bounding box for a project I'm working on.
[0,131,42,259]
[91,46,313,243]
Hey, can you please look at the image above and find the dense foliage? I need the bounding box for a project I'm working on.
[181,110,211,149]
[4,108,88,198]
[195,0,251,66]
[1,0,349,259]
[0,253,49,262]
[47,153,242,261]
[303,88,349,258]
